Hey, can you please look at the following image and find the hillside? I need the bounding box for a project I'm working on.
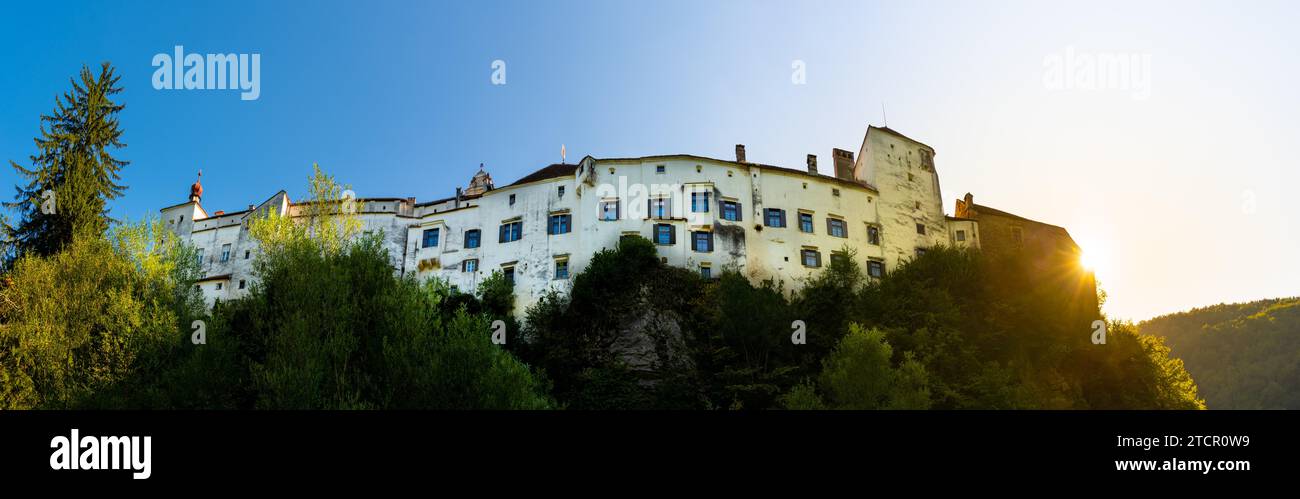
[1141,298,1300,409]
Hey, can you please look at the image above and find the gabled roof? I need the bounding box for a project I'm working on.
[504,163,579,187]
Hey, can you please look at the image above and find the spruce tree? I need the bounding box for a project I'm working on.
[4,62,128,264]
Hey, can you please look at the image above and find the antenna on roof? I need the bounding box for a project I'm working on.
[881,103,888,128]
[561,144,567,164]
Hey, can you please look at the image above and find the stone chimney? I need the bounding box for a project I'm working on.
[735,144,746,163]
[832,148,855,180]
[806,154,818,175]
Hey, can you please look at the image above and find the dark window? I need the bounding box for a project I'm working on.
[216,282,223,290]
[600,200,620,221]
[656,165,666,173]
[868,260,885,278]
[654,224,675,245]
[499,221,522,243]
[721,200,741,221]
[915,248,928,258]
[801,249,821,268]
[832,188,841,197]
[244,250,251,259]
[196,248,204,266]
[509,194,516,206]
[916,223,926,235]
[422,228,440,248]
[828,218,847,238]
[765,208,787,227]
[558,186,565,197]
[462,259,478,272]
[799,213,814,233]
[691,191,710,213]
[867,225,881,245]
[465,229,481,248]
[548,214,571,235]
[700,266,712,279]
[221,244,231,262]
[239,280,246,290]
[503,267,515,285]
[956,230,966,242]
[692,231,713,252]
[555,260,569,279]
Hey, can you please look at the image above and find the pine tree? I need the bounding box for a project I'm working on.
[4,62,128,264]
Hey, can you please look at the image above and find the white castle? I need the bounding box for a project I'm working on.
[162,125,1066,314]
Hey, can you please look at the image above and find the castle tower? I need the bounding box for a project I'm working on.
[464,164,494,196]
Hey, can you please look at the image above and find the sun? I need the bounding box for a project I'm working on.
[1076,238,1110,275]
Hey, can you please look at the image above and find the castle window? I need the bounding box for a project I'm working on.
[196,248,204,266]
[502,266,515,285]
[700,264,712,279]
[765,208,787,228]
[801,249,821,268]
[916,223,926,235]
[465,229,481,248]
[867,225,881,245]
[558,186,565,197]
[656,165,666,174]
[244,250,251,259]
[650,197,670,219]
[956,230,966,242]
[462,259,478,272]
[554,258,570,280]
[830,251,849,267]
[548,214,572,235]
[915,201,922,210]
[827,218,847,238]
[868,260,885,278]
[221,244,231,262]
[422,228,440,248]
[908,173,915,182]
[239,280,246,290]
[799,212,814,233]
[720,200,741,221]
[832,188,841,197]
[600,199,620,221]
[509,194,516,206]
[216,282,223,290]
[499,221,522,243]
[692,231,713,252]
[690,192,710,213]
[654,224,675,245]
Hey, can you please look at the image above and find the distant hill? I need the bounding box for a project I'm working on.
[1140,298,1300,409]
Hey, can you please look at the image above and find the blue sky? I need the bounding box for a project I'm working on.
[2,0,1297,320]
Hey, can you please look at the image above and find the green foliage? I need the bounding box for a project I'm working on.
[1140,298,1300,409]
[0,219,202,409]
[782,324,931,410]
[4,63,128,264]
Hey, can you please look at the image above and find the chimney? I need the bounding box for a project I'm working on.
[247,204,254,211]
[806,154,818,175]
[214,210,225,216]
[735,144,746,163]
[832,148,855,180]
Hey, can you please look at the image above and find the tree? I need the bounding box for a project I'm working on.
[4,63,128,264]
[0,219,202,409]
[781,324,931,410]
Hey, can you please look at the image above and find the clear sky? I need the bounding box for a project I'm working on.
[1,0,1296,321]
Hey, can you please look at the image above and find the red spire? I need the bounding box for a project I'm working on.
[190,170,203,202]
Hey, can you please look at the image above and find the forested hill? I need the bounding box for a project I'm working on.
[1141,298,1300,409]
